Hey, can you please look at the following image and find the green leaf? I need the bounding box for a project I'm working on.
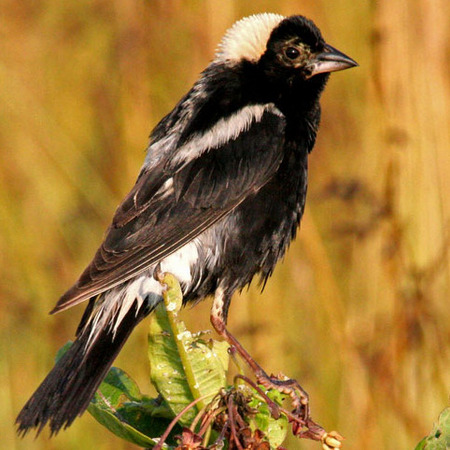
[87,366,178,448]
[415,407,450,450]
[148,273,229,425]
[249,388,288,448]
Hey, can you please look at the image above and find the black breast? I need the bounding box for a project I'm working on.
[183,132,311,303]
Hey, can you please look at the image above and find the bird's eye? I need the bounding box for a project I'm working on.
[285,47,300,59]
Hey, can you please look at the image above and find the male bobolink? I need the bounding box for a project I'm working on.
[17,13,357,435]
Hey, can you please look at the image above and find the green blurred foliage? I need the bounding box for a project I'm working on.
[415,407,450,449]
[1,1,449,449]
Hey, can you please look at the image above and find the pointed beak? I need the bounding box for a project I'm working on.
[306,44,358,78]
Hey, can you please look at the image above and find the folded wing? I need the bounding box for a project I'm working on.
[52,106,286,313]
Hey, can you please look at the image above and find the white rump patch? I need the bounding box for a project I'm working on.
[216,13,285,62]
[84,274,162,347]
[169,103,284,168]
[160,241,198,285]
[82,241,200,347]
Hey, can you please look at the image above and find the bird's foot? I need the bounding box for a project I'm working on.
[211,321,344,445]
[256,372,309,418]
[255,372,344,446]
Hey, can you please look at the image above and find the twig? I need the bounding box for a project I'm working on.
[154,394,210,450]
[227,394,243,450]
[198,406,227,436]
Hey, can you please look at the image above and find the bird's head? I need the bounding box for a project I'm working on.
[215,14,357,105]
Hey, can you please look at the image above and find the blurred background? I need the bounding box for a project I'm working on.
[1,0,449,448]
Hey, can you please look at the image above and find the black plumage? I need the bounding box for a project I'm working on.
[16,13,357,436]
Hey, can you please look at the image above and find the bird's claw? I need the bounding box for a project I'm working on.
[254,372,344,447]
[257,372,309,418]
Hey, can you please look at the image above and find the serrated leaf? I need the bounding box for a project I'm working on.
[148,273,229,425]
[87,366,178,448]
[415,407,450,450]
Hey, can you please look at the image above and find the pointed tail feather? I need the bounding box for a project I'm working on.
[16,297,152,436]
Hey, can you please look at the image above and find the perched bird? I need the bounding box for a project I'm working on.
[17,13,357,436]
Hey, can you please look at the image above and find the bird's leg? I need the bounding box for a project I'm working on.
[210,289,309,420]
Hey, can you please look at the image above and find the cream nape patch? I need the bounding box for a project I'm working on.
[216,13,285,63]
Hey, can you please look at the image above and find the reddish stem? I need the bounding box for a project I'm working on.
[154,394,210,450]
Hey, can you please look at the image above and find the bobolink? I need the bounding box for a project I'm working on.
[17,13,357,435]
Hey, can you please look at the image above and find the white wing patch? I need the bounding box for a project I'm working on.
[216,13,285,62]
[144,15,285,170]
[169,103,284,168]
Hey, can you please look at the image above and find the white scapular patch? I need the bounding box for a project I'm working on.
[169,103,284,168]
[216,13,285,63]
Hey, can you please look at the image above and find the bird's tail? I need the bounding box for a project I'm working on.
[16,291,155,436]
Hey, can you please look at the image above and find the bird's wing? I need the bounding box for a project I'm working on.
[52,106,286,313]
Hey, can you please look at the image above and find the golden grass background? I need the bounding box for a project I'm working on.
[1,1,449,448]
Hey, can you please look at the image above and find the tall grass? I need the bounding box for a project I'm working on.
[1,1,448,449]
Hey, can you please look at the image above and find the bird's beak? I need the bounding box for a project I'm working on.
[306,44,358,79]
